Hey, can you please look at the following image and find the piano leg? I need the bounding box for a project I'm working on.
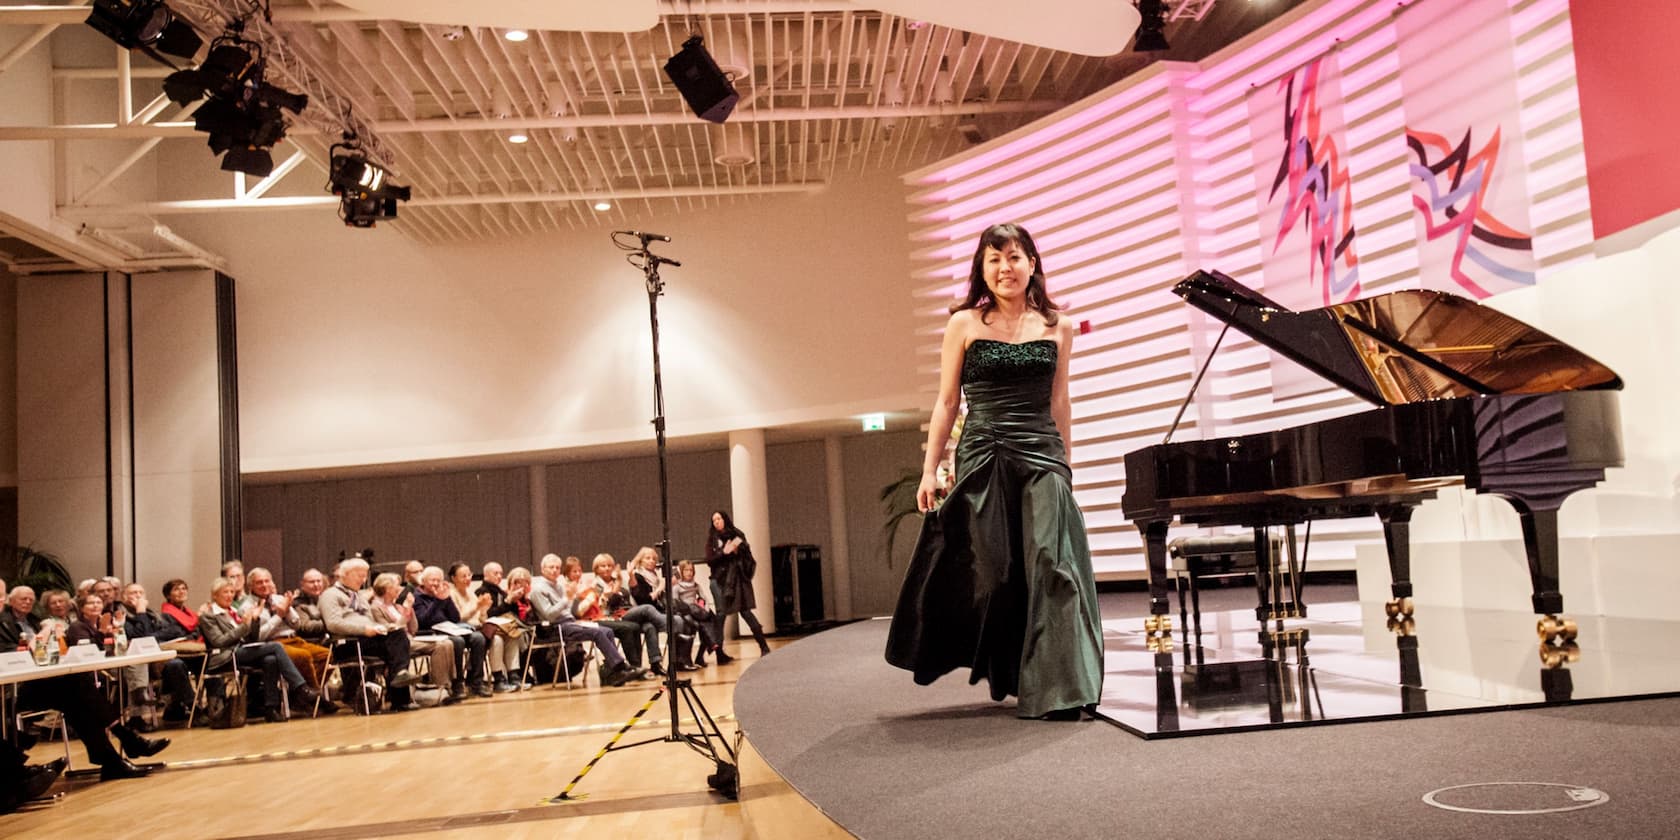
[1141,520,1173,635]
[1377,504,1416,617]
[1510,501,1566,616]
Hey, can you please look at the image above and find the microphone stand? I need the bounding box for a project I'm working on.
[551,233,740,803]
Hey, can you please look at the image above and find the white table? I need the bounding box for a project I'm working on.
[0,647,179,740]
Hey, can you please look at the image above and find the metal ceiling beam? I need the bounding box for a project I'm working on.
[58,180,826,215]
[0,2,864,26]
[0,99,1060,140]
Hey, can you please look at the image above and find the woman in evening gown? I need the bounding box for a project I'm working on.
[884,222,1104,720]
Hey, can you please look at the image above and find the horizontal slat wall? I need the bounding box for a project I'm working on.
[902,0,1592,576]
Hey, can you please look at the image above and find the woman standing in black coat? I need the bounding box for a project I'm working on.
[704,510,771,656]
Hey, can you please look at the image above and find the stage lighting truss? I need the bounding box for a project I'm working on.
[328,140,412,228]
[85,0,203,59]
[161,23,308,177]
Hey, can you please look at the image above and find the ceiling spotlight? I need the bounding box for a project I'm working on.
[86,0,202,59]
[1134,0,1170,52]
[329,140,412,228]
[508,132,529,144]
[593,201,612,212]
[221,146,274,177]
[504,29,529,42]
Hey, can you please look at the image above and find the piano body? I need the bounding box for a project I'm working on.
[1121,270,1623,636]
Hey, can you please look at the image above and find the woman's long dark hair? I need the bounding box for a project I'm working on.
[709,510,740,541]
[950,222,1061,325]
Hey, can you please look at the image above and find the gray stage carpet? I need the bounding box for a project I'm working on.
[736,616,1680,840]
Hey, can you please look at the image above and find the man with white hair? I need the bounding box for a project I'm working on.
[414,566,492,698]
[0,585,38,650]
[320,556,418,713]
[530,553,637,686]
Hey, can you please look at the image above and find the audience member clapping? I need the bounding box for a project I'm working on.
[483,566,533,692]
[321,558,418,714]
[371,572,460,706]
[290,568,330,644]
[248,568,337,713]
[531,553,636,686]
[200,577,323,723]
[415,566,492,698]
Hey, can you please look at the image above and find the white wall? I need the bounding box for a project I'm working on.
[0,268,16,487]
[130,270,222,591]
[167,167,925,473]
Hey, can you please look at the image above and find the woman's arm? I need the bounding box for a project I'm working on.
[918,312,970,512]
[1051,316,1075,460]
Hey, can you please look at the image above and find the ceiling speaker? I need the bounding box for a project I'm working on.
[663,35,739,124]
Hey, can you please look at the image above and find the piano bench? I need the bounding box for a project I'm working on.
[1168,534,1288,632]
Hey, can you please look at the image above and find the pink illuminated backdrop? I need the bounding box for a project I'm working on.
[902,0,1593,577]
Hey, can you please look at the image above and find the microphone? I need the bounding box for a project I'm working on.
[616,230,671,242]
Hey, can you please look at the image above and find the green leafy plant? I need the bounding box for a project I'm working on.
[2,545,74,613]
[879,468,924,569]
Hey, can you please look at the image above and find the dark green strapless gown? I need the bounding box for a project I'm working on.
[884,338,1104,718]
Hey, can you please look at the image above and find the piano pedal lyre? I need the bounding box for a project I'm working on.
[1385,616,1415,637]
[1383,597,1414,619]
[1143,614,1173,636]
[1536,615,1578,643]
[1538,639,1581,669]
[1146,634,1173,653]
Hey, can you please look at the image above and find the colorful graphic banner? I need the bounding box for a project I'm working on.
[1395,0,1536,298]
[1246,50,1361,310]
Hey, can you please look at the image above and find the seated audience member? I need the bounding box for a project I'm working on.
[582,553,692,675]
[484,567,533,692]
[415,566,492,698]
[566,556,651,676]
[248,568,337,712]
[200,577,323,723]
[76,579,95,598]
[0,585,39,650]
[672,559,727,665]
[158,579,200,640]
[320,558,417,713]
[99,576,123,610]
[37,589,73,637]
[400,560,425,603]
[370,572,458,707]
[290,568,331,644]
[530,553,636,686]
[1,739,66,815]
[222,561,257,612]
[66,593,113,648]
[449,562,494,626]
[3,575,168,780]
[115,583,196,724]
[475,562,508,607]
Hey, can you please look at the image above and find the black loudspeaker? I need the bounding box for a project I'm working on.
[662,35,739,124]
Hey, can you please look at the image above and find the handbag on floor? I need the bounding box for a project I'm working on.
[203,674,247,729]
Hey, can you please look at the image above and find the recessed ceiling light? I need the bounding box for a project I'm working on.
[508,132,529,144]
[504,29,529,42]
[593,201,612,212]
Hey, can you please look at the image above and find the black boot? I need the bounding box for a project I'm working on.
[714,646,735,665]
[674,635,698,671]
[98,758,153,781]
[112,724,170,759]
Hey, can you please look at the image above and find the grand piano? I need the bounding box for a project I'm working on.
[1121,270,1623,638]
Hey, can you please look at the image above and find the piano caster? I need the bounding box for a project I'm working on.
[1539,639,1581,669]
[1386,616,1415,637]
[1536,615,1578,643]
[1143,614,1173,636]
[1384,597,1414,619]
[1146,635,1173,653]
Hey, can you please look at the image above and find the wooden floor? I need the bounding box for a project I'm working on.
[3,640,831,840]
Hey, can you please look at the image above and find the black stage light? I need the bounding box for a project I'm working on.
[1134,0,1170,52]
[162,42,259,105]
[221,146,274,177]
[329,142,411,227]
[339,194,401,228]
[662,35,739,124]
[86,0,202,59]
[253,82,308,115]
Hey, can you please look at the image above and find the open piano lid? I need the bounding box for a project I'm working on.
[1174,270,1624,406]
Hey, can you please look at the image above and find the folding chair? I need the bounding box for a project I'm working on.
[317,635,386,716]
[520,622,597,690]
